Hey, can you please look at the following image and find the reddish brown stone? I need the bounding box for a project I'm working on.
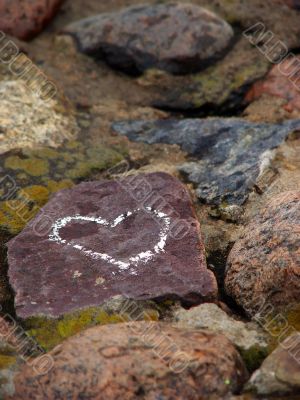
[246,56,300,113]
[225,191,300,317]
[8,172,217,320]
[10,322,248,399]
[0,0,64,41]
[284,0,300,9]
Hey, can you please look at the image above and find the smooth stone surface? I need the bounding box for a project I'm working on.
[0,80,78,155]
[225,191,300,317]
[112,118,300,205]
[63,3,234,75]
[9,322,248,399]
[247,333,300,396]
[171,303,269,370]
[8,172,217,319]
[0,0,64,40]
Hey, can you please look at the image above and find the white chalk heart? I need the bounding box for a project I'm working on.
[49,207,170,272]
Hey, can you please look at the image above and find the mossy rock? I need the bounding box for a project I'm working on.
[150,39,270,112]
[24,298,160,351]
[0,140,126,235]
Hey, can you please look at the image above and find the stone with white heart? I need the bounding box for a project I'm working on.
[7,172,217,321]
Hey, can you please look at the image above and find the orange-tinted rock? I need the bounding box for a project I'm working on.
[225,191,300,317]
[0,0,64,41]
[246,56,300,113]
[8,172,217,320]
[10,322,248,399]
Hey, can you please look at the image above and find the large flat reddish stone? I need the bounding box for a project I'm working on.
[7,172,217,319]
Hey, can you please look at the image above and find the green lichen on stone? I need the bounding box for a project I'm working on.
[0,354,16,370]
[4,156,50,177]
[25,303,159,351]
[0,140,126,235]
[258,303,300,353]
[239,344,269,373]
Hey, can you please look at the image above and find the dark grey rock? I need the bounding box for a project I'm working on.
[112,118,300,205]
[62,3,234,75]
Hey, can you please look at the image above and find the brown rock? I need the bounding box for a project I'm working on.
[246,56,300,113]
[225,191,300,317]
[247,333,300,396]
[9,322,248,399]
[0,0,64,41]
[8,172,217,320]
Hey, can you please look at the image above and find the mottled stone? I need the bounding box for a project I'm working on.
[0,140,124,306]
[246,56,300,114]
[171,303,269,371]
[225,191,300,317]
[63,3,234,75]
[0,80,79,155]
[25,296,160,351]
[9,322,248,399]
[148,38,269,112]
[8,172,217,321]
[112,118,300,205]
[0,0,64,40]
[284,0,300,9]
[247,333,300,396]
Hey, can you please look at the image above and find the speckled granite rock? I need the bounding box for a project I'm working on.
[171,303,269,371]
[8,172,217,321]
[247,333,300,396]
[246,56,300,114]
[0,80,79,155]
[225,191,300,317]
[113,118,300,205]
[9,322,248,400]
[0,0,64,40]
[63,3,234,75]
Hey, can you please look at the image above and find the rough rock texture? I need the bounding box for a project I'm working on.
[9,322,248,400]
[63,3,234,75]
[171,303,269,371]
[147,38,270,112]
[246,56,300,114]
[225,191,300,317]
[0,0,64,40]
[8,172,217,320]
[247,333,300,396]
[0,80,78,154]
[0,140,125,307]
[113,118,300,205]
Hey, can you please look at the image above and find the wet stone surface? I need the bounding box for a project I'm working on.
[62,2,234,75]
[7,172,217,320]
[113,118,300,205]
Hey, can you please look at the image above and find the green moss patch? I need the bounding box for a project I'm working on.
[0,141,126,235]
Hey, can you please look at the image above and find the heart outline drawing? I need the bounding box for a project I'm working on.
[48,207,171,272]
